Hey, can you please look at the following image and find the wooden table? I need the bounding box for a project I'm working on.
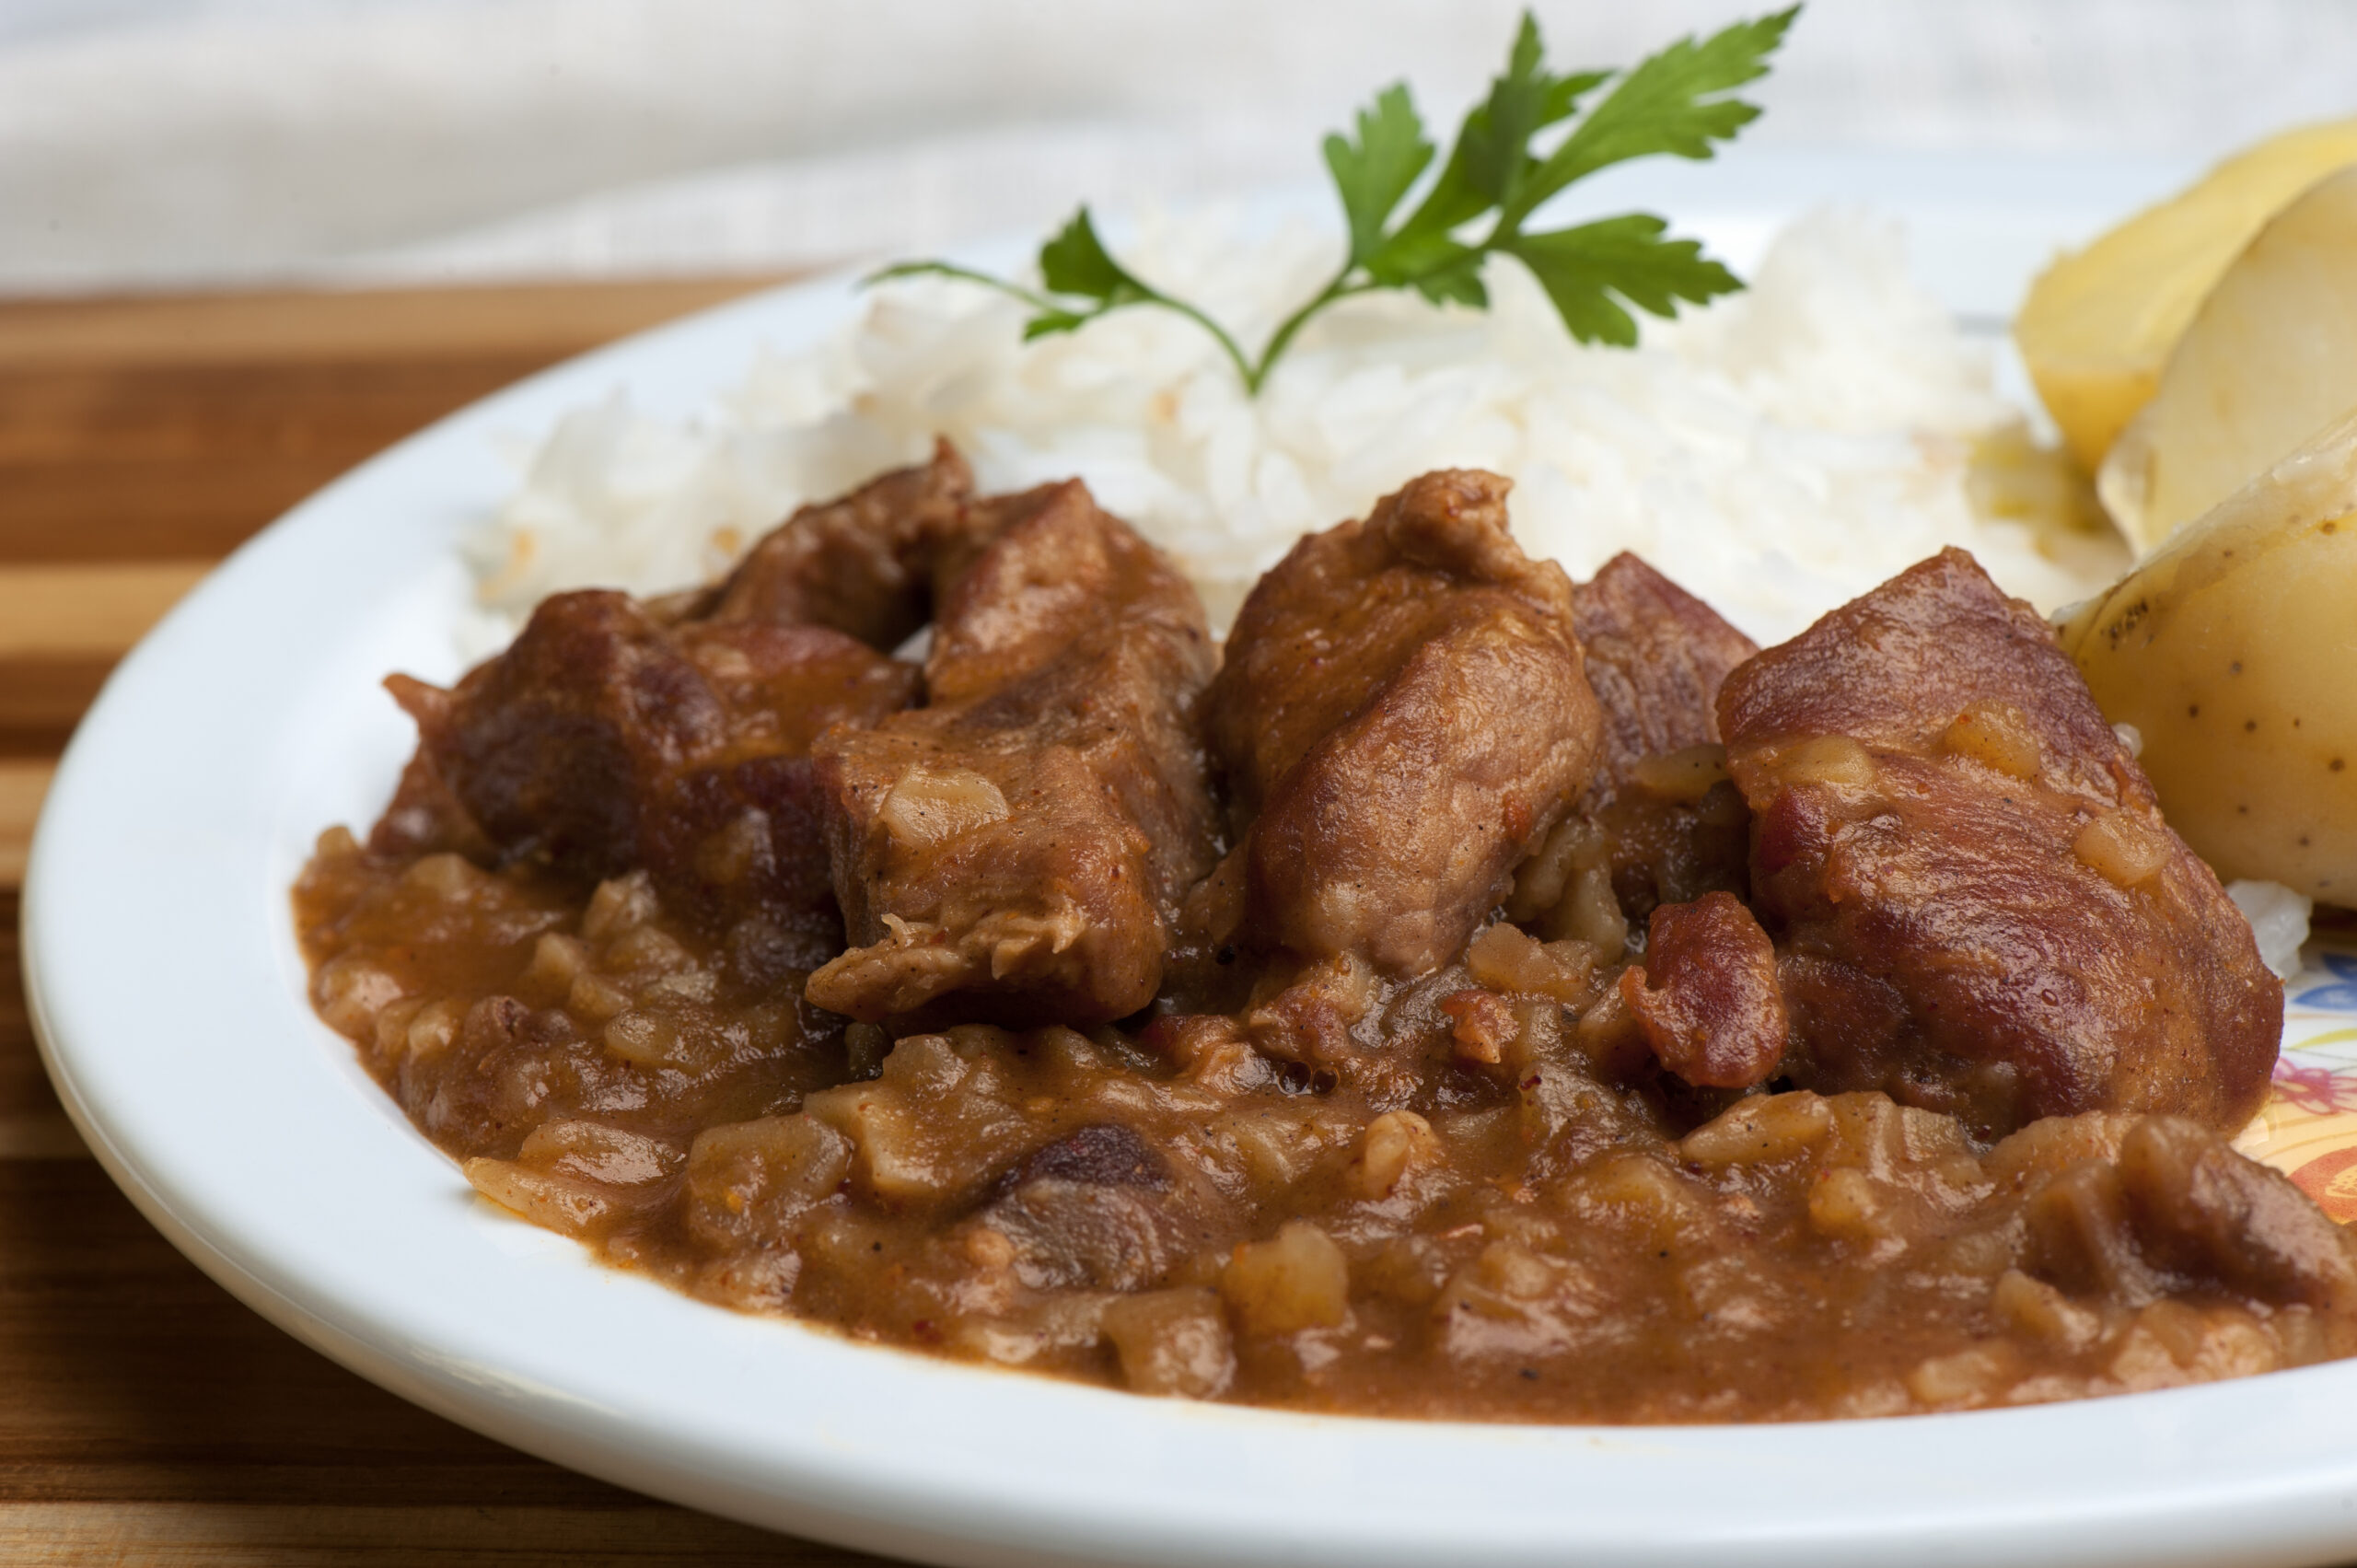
[0,280,900,1564]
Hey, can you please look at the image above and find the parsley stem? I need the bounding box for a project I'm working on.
[1135,286,1260,394]
[867,262,1067,317]
[1245,267,1372,394]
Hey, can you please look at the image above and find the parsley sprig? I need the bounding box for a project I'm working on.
[868,8,1797,395]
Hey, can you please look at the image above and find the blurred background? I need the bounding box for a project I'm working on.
[6,0,2357,292]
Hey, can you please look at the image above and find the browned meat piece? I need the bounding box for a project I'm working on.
[2024,1115,2357,1313]
[672,621,925,754]
[1577,552,1759,783]
[393,593,917,947]
[387,452,982,948]
[367,746,497,862]
[641,628,924,953]
[1204,470,1603,976]
[391,591,732,879]
[1718,547,2282,1137]
[696,440,973,647]
[975,1123,1219,1294]
[1008,1122,1170,1190]
[1619,892,1787,1089]
[807,481,1220,1027]
[2116,1117,2357,1311]
[1507,553,1758,951]
[1573,552,1758,916]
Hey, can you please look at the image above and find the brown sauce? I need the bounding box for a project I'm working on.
[296,832,2356,1421]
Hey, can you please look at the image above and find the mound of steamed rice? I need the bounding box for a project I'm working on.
[459,203,2311,970]
[467,207,2127,646]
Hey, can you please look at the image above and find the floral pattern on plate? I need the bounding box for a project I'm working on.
[2234,939,2357,1220]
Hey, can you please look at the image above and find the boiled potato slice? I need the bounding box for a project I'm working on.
[2099,165,2357,552]
[2015,118,2357,474]
[2057,406,2357,903]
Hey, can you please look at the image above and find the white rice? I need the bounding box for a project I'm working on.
[2228,880,2316,980]
[466,205,2129,647]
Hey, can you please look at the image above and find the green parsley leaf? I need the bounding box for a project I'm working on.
[1460,14,1550,210]
[1538,68,1614,130]
[1504,215,1744,346]
[862,255,1108,345]
[865,7,1796,394]
[1366,155,1491,284]
[1020,308,1097,342]
[1404,241,1491,309]
[1505,7,1799,226]
[1376,22,1604,277]
[1029,208,1259,377]
[1037,208,1152,308]
[1323,85,1435,266]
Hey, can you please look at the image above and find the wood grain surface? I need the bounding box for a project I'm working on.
[0,278,905,1565]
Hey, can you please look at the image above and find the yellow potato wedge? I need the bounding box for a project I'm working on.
[2015,119,2357,474]
[2058,406,2357,903]
[2098,164,2357,552]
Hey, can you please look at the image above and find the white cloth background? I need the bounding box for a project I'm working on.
[3,0,2354,292]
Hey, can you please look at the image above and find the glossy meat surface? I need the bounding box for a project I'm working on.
[1508,553,1759,960]
[388,448,970,949]
[1206,470,1602,975]
[394,594,917,945]
[698,439,973,647]
[1571,552,1759,918]
[393,591,728,880]
[1718,547,2282,1136]
[1620,891,1787,1090]
[807,481,1220,1026]
[1576,552,1760,784]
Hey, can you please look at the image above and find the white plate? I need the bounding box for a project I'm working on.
[29,152,2357,1568]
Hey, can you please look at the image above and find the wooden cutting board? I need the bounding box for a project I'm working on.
[0,278,902,1565]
